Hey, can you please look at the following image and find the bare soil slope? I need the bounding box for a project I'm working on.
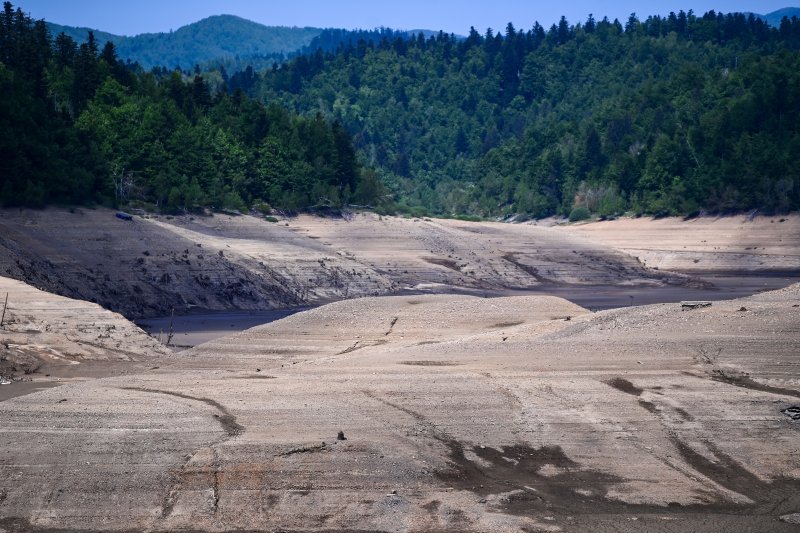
[2,287,798,532]
[0,276,170,400]
[558,214,800,273]
[0,208,693,318]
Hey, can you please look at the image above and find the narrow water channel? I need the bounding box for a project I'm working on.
[135,273,800,349]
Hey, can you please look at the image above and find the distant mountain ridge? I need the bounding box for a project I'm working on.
[749,7,800,26]
[44,14,445,71]
[47,15,323,69]
[44,8,800,70]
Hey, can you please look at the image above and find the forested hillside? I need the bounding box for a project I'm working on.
[47,15,322,70]
[0,2,380,211]
[3,2,800,217]
[249,11,800,217]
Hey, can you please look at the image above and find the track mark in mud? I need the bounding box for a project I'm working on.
[638,399,659,413]
[229,375,277,380]
[632,385,800,511]
[421,499,441,514]
[399,360,462,366]
[361,389,428,422]
[118,388,242,520]
[121,387,243,436]
[710,370,800,399]
[385,316,398,336]
[670,438,767,499]
[435,439,624,515]
[604,377,643,396]
[491,321,524,329]
[337,339,387,355]
[501,253,546,283]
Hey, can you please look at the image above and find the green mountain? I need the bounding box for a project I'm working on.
[47,15,323,69]
[45,22,121,47]
[250,11,800,217]
[2,3,378,212]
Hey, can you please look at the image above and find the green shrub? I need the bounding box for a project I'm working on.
[568,206,591,222]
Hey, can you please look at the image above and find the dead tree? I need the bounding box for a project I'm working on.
[0,292,7,328]
[166,308,175,346]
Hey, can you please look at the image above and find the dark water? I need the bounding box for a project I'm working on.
[135,274,800,348]
[528,274,800,311]
[135,309,305,349]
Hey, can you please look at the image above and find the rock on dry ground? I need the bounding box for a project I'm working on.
[1,284,799,532]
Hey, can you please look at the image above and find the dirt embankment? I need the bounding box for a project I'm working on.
[0,208,697,319]
[0,276,171,400]
[1,285,799,531]
[558,214,800,274]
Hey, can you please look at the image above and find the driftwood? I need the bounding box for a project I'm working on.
[681,301,712,310]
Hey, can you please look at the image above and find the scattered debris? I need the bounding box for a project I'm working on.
[681,301,712,310]
[782,406,800,420]
[781,513,800,524]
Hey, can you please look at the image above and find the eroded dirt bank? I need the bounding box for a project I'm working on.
[0,208,725,319]
[0,276,171,401]
[1,286,799,531]
[558,214,800,273]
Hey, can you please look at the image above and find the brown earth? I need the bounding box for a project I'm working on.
[1,212,800,532]
[0,208,699,319]
[0,276,171,401]
[1,284,799,531]
[558,214,800,274]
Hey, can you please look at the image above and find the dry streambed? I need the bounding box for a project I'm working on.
[1,286,799,531]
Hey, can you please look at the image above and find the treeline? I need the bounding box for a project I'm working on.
[244,10,800,217]
[0,2,381,211]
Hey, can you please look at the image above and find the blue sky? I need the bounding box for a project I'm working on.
[18,1,798,36]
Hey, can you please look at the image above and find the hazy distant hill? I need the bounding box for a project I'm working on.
[749,7,800,26]
[46,22,122,47]
[47,15,322,69]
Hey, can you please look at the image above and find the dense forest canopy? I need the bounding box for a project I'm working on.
[246,10,800,217]
[2,2,799,217]
[0,2,381,211]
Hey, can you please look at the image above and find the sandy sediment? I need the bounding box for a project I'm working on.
[1,285,798,531]
[558,214,800,273]
[0,208,691,319]
[0,276,170,400]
